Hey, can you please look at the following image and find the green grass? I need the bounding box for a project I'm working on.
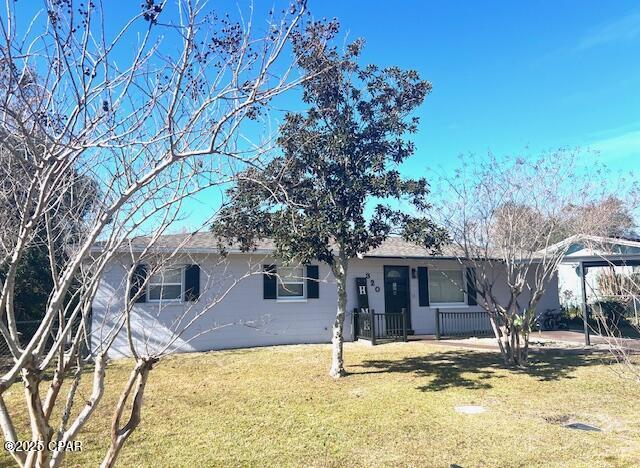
[2,341,640,467]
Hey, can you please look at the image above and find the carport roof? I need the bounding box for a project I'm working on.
[548,235,640,265]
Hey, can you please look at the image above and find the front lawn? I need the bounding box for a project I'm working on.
[2,342,639,467]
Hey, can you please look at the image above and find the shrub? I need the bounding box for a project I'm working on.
[591,299,627,328]
[563,304,582,320]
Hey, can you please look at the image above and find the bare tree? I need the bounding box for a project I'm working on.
[577,242,640,382]
[566,196,635,239]
[432,150,637,367]
[90,239,270,466]
[0,0,319,466]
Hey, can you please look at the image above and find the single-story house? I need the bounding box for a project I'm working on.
[91,234,561,357]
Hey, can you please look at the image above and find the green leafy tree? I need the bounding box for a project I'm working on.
[213,22,446,377]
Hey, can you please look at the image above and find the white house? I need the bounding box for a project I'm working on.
[91,234,561,357]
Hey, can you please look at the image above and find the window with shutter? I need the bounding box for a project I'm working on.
[148,267,183,302]
[277,266,305,299]
[428,269,465,306]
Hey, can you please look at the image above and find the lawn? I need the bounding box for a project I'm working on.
[2,341,639,467]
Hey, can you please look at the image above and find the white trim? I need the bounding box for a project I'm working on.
[560,254,640,264]
[276,265,306,300]
[541,234,640,255]
[428,267,467,306]
[147,266,185,303]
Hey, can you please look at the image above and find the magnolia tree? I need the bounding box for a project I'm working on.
[213,21,446,378]
[0,0,319,466]
[432,150,637,367]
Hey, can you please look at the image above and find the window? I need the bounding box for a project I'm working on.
[148,267,183,301]
[429,269,465,305]
[277,266,305,300]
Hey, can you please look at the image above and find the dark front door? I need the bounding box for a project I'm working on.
[384,266,411,332]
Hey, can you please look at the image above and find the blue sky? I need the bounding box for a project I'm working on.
[183,0,640,229]
[308,1,640,176]
[6,1,639,230]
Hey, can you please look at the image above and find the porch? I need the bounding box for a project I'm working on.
[353,308,494,345]
[351,259,493,344]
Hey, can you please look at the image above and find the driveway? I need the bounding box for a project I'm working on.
[537,330,640,351]
[410,330,640,352]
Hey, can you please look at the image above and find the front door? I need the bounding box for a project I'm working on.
[384,266,411,332]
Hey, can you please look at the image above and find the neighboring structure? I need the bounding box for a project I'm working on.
[557,235,640,307]
[91,234,560,357]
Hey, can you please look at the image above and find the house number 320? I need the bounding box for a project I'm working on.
[365,273,380,292]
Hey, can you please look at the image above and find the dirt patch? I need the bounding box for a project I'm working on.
[543,413,574,425]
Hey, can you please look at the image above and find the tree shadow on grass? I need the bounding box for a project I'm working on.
[352,348,607,391]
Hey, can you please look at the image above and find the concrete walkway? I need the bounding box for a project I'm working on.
[408,334,502,351]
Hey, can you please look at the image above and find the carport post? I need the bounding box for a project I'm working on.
[579,261,591,346]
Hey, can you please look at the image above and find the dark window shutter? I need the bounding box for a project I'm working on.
[130,264,147,303]
[184,264,201,302]
[466,267,478,306]
[356,277,369,311]
[418,267,429,306]
[306,265,319,299]
[263,264,277,299]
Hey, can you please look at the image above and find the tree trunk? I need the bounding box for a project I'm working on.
[329,255,348,378]
[22,366,53,468]
[520,332,530,365]
[496,318,515,366]
[509,324,518,365]
[49,353,108,468]
[101,359,154,468]
[488,314,506,358]
[499,316,532,368]
[0,396,25,466]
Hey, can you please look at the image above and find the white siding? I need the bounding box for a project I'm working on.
[345,258,560,335]
[92,254,561,357]
[558,262,636,306]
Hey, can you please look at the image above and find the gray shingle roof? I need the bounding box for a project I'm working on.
[117,232,464,259]
[364,236,464,258]
[129,232,275,252]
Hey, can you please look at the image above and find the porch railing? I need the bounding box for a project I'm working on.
[435,308,493,339]
[354,309,408,345]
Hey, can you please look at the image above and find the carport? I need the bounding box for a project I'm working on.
[557,236,640,345]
